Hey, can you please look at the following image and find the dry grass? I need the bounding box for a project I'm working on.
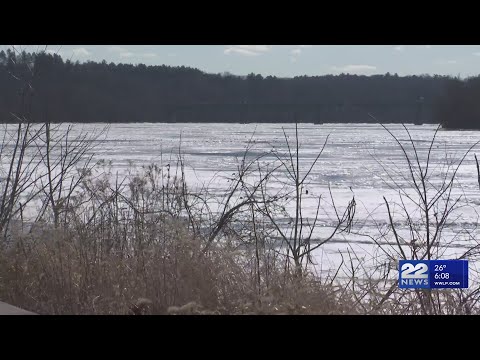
[0,220,356,315]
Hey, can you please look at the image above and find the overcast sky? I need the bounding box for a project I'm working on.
[3,45,480,78]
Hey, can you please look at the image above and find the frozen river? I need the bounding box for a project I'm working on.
[79,122,480,276]
[4,122,480,279]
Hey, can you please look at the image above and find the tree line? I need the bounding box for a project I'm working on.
[0,49,477,128]
[434,76,480,129]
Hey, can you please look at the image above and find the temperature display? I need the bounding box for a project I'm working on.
[429,260,468,289]
[399,260,468,289]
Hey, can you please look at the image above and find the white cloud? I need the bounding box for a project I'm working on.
[331,64,377,74]
[238,45,270,52]
[108,47,158,59]
[289,45,314,62]
[140,53,157,58]
[224,45,311,58]
[425,45,432,49]
[393,45,405,52]
[435,58,458,65]
[72,48,90,57]
[474,52,480,56]
[224,45,271,56]
[224,47,257,56]
[108,46,128,53]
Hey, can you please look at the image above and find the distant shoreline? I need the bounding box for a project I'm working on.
[1,121,478,130]
[0,121,440,125]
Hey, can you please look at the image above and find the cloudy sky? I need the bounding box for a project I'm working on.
[3,45,480,78]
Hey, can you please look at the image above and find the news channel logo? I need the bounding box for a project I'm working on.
[398,260,468,289]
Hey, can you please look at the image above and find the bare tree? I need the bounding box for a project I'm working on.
[35,122,107,227]
[359,114,480,314]
[251,122,356,276]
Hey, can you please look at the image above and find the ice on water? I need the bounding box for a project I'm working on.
[3,122,480,279]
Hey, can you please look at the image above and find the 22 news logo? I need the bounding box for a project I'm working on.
[399,260,429,289]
